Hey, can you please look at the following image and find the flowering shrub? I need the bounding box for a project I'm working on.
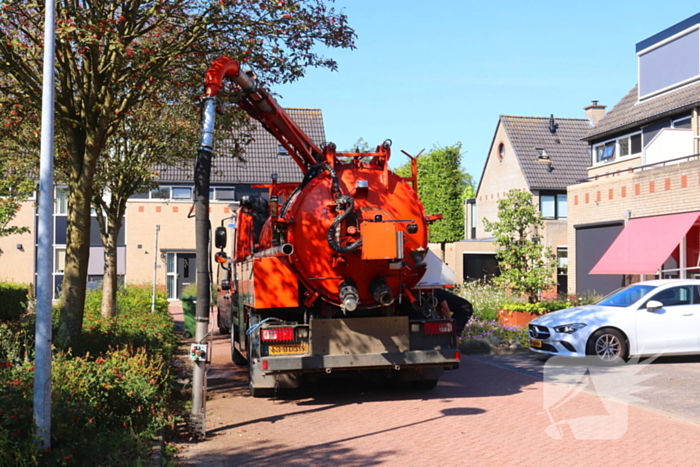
[0,284,177,466]
[456,279,513,321]
[459,317,530,350]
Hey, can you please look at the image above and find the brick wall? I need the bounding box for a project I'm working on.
[568,158,700,293]
[125,200,235,286]
[0,201,36,284]
[474,123,529,238]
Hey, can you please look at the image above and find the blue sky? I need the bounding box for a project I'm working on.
[275,1,700,182]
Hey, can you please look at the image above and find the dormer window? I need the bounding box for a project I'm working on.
[672,116,692,129]
[278,144,290,157]
[593,132,642,165]
[595,142,615,162]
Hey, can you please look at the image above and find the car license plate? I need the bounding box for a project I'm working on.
[530,339,542,348]
[268,343,309,355]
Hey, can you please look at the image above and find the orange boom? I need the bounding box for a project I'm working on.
[203,57,463,396]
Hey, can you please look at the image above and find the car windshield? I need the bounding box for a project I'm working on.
[596,284,657,307]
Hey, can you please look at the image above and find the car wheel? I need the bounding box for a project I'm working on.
[587,328,627,365]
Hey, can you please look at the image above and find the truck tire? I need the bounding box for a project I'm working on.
[231,327,247,366]
[248,363,275,398]
[412,379,439,391]
[217,307,231,335]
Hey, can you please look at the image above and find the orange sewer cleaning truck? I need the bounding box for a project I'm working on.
[200,57,465,397]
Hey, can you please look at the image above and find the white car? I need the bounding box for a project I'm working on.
[529,279,700,364]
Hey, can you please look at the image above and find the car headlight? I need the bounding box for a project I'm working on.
[553,323,586,334]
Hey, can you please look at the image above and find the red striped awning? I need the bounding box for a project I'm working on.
[590,211,700,275]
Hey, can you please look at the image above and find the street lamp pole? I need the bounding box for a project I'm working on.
[34,0,57,449]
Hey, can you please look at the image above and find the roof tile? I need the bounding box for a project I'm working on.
[155,108,325,184]
[585,83,700,140]
[501,115,591,189]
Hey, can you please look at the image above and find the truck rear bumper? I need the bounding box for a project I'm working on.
[260,349,460,374]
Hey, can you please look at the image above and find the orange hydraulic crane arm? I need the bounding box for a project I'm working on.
[202,57,322,174]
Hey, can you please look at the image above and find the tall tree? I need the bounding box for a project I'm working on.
[483,189,557,303]
[0,91,40,238]
[394,144,472,244]
[90,94,207,318]
[0,0,355,349]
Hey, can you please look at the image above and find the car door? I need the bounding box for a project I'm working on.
[634,285,700,355]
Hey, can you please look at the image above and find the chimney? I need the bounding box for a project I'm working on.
[584,100,606,126]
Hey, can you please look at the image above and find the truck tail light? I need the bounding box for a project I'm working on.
[261,327,295,342]
[423,321,454,335]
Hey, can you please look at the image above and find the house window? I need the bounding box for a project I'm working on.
[540,192,567,220]
[209,187,236,201]
[166,253,176,299]
[55,248,66,273]
[470,203,477,239]
[171,187,192,200]
[672,116,692,129]
[54,188,68,215]
[593,132,641,164]
[557,248,568,275]
[278,144,290,157]
[150,186,170,200]
[497,143,505,161]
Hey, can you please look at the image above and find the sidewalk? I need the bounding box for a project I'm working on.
[176,336,700,466]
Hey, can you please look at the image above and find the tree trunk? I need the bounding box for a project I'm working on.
[100,221,119,318]
[56,177,94,351]
[56,127,101,351]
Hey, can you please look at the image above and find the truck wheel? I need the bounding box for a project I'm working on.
[413,379,439,390]
[217,308,231,335]
[249,381,275,398]
[231,327,247,366]
[248,363,275,398]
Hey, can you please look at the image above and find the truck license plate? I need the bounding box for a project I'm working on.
[268,343,309,355]
[530,339,542,348]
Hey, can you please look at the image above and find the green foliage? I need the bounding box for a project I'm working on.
[0,282,31,322]
[0,119,37,239]
[0,0,357,350]
[456,279,512,321]
[459,318,530,351]
[347,137,373,153]
[500,301,571,315]
[0,285,178,466]
[180,282,199,298]
[0,315,35,367]
[483,189,557,303]
[83,286,175,358]
[394,144,473,243]
[565,292,603,306]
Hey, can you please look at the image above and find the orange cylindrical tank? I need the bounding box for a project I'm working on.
[259,162,429,309]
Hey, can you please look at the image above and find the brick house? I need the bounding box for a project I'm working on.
[0,108,325,300]
[569,12,700,296]
[454,113,591,294]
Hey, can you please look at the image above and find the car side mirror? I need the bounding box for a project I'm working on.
[646,300,663,311]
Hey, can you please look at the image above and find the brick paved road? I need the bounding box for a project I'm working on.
[174,307,700,466]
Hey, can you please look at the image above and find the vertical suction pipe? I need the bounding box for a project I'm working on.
[199,98,217,151]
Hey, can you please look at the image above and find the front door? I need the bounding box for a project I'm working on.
[176,253,197,298]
